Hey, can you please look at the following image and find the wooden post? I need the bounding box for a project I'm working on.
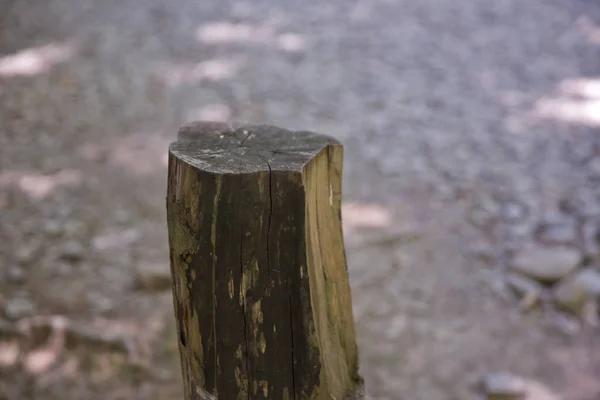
[166,122,366,400]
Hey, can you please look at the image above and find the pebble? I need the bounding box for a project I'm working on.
[42,219,63,237]
[135,263,172,292]
[506,272,544,310]
[63,221,85,237]
[86,292,114,313]
[468,242,496,264]
[60,240,85,262]
[582,300,599,327]
[510,246,581,283]
[92,228,139,251]
[482,372,527,399]
[533,220,578,246]
[553,268,600,315]
[116,210,132,224]
[5,266,26,283]
[547,312,581,335]
[583,222,600,257]
[559,193,600,219]
[501,201,527,222]
[467,204,499,229]
[4,297,36,320]
[588,156,600,175]
[17,244,38,266]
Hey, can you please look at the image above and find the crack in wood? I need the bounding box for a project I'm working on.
[238,172,251,400]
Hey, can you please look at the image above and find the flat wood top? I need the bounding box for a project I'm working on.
[170,121,340,174]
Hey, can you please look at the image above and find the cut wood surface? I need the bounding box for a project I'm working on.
[166,121,365,399]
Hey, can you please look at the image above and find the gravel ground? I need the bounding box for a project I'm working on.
[1,0,600,399]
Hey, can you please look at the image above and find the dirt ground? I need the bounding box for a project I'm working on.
[1,0,600,399]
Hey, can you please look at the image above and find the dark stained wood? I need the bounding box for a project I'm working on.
[167,121,366,399]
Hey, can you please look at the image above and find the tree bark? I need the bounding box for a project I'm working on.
[166,121,365,399]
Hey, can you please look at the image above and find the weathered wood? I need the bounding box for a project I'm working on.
[166,121,365,399]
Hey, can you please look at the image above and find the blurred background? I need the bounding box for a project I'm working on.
[1,0,600,399]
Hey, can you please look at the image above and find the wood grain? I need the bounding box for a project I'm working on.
[167,122,365,399]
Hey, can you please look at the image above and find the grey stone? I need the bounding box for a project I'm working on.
[136,263,172,292]
[582,300,599,327]
[583,222,600,257]
[506,272,544,296]
[553,268,600,315]
[510,246,581,283]
[501,201,527,222]
[547,312,581,336]
[559,192,600,219]
[63,221,85,237]
[92,228,139,251]
[60,240,85,262]
[483,372,527,399]
[43,219,62,237]
[467,203,499,229]
[5,266,26,283]
[17,245,38,266]
[534,221,578,246]
[469,242,496,264]
[115,210,132,224]
[588,157,600,175]
[86,292,114,313]
[506,272,545,310]
[56,262,74,275]
[4,297,36,320]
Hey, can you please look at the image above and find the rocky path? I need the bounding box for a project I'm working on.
[1,0,600,399]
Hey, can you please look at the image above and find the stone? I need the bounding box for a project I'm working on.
[63,221,85,237]
[547,312,581,335]
[510,246,581,283]
[523,379,561,400]
[60,240,85,262]
[583,222,600,257]
[17,244,38,266]
[582,300,599,327]
[506,272,544,311]
[506,272,544,296]
[467,203,499,229]
[588,156,600,175]
[4,297,36,320]
[135,263,172,292]
[92,228,139,251]
[86,292,114,313]
[553,268,600,315]
[501,201,527,222]
[559,192,600,219]
[56,262,74,275]
[483,372,527,399]
[5,266,26,283]
[533,221,578,246]
[469,242,496,264]
[115,210,131,224]
[42,219,62,237]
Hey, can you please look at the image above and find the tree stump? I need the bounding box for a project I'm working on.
[166,122,365,400]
